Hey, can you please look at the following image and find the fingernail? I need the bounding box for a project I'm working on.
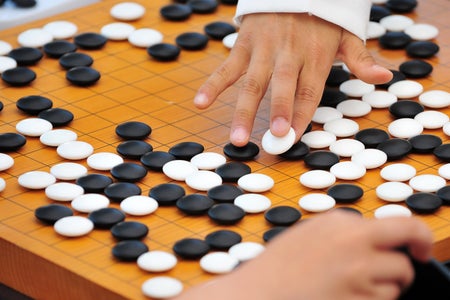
[272,117,289,136]
[231,127,248,145]
[194,93,207,106]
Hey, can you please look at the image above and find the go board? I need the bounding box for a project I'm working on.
[0,0,450,299]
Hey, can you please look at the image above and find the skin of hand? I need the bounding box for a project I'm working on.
[174,210,433,300]
[194,13,394,146]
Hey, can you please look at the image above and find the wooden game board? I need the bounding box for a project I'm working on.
[0,0,449,299]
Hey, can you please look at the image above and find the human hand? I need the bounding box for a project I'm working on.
[194,13,393,146]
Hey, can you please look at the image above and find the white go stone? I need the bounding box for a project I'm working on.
[329,139,365,157]
[87,152,124,171]
[301,130,337,149]
[379,15,414,31]
[110,2,146,21]
[237,173,274,192]
[367,21,387,39]
[57,141,94,160]
[336,99,372,117]
[40,129,77,147]
[418,90,450,108]
[0,40,12,56]
[190,152,227,170]
[162,160,198,181]
[0,178,5,192]
[388,118,423,138]
[128,28,163,48]
[228,242,265,262]
[380,163,416,181]
[323,118,359,137]
[71,193,110,213]
[54,216,94,237]
[141,276,183,299]
[16,118,53,137]
[444,122,450,136]
[223,32,238,49]
[362,90,397,108]
[234,193,272,213]
[43,21,78,39]
[330,161,366,180]
[0,153,14,171]
[261,127,296,155]
[339,79,375,97]
[404,23,439,41]
[137,251,178,272]
[200,252,239,274]
[18,171,56,189]
[408,174,446,193]
[414,110,449,129]
[120,195,159,216]
[50,162,88,180]
[0,56,17,73]
[101,22,136,40]
[376,182,414,202]
[351,149,387,169]
[299,170,336,189]
[185,170,223,191]
[438,164,450,180]
[312,107,343,124]
[374,204,412,219]
[298,193,336,212]
[17,28,53,48]
[45,182,84,202]
[388,80,423,99]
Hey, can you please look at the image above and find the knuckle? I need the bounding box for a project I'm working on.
[295,85,319,104]
[241,77,264,97]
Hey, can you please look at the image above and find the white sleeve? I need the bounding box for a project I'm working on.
[234,0,371,41]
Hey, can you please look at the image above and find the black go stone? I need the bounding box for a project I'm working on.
[205,229,242,250]
[110,162,148,182]
[74,32,107,50]
[389,100,424,119]
[279,140,310,160]
[104,182,142,203]
[264,206,302,226]
[66,66,100,86]
[11,0,36,7]
[220,0,238,4]
[437,186,450,205]
[2,67,36,86]
[160,4,192,21]
[406,41,440,59]
[376,70,406,90]
[355,128,390,148]
[147,43,181,61]
[175,32,209,50]
[173,238,210,260]
[399,60,433,78]
[303,150,340,170]
[326,67,350,87]
[111,221,149,240]
[406,192,442,214]
[43,40,77,58]
[207,184,244,203]
[149,183,186,206]
[377,138,412,161]
[204,21,236,40]
[38,108,74,127]
[169,141,204,160]
[0,133,27,152]
[75,173,113,193]
[176,194,214,215]
[0,102,3,112]
[370,5,391,22]
[208,203,246,225]
[433,144,450,162]
[334,206,363,216]
[35,204,73,225]
[16,95,53,115]
[117,140,153,160]
[116,121,152,140]
[379,32,412,50]
[327,184,364,204]
[59,52,94,69]
[408,134,442,153]
[88,208,126,229]
[223,142,259,161]
[215,161,251,182]
[320,88,347,107]
[112,240,149,262]
[188,0,218,14]
[385,0,418,13]
[140,150,175,170]
[8,47,43,66]
[263,226,288,242]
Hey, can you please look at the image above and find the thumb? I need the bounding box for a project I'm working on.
[338,32,393,85]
